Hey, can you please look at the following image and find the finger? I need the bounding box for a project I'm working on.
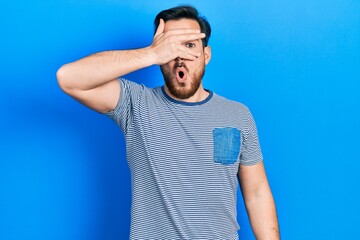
[176,52,198,61]
[177,45,201,56]
[175,46,201,60]
[175,33,206,43]
[154,19,165,38]
[164,28,201,35]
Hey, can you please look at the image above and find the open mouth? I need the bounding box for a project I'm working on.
[175,68,187,82]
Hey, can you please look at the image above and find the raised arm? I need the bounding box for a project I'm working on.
[238,162,280,239]
[56,48,153,113]
[56,19,205,113]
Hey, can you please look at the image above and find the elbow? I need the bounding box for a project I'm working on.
[56,64,72,93]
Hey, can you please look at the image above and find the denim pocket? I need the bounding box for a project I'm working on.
[213,127,241,165]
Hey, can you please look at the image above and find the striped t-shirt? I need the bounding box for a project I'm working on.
[106,79,263,239]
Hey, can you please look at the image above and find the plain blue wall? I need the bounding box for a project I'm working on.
[1,0,359,239]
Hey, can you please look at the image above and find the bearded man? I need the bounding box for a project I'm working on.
[57,6,280,240]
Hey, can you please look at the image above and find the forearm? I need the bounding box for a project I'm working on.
[244,190,280,239]
[56,47,154,91]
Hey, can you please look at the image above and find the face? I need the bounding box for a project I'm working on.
[160,18,211,100]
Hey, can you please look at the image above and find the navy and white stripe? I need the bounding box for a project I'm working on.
[106,78,263,239]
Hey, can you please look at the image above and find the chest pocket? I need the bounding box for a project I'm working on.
[213,127,241,165]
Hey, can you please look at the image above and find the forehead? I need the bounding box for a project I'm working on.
[164,18,201,31]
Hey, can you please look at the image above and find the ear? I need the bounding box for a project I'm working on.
[204,46,212,65]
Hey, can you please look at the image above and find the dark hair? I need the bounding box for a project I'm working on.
[154,6,211,47]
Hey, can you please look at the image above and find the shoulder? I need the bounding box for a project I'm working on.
[118,78,146,91]
[119,78,162,97]
[212,92,250,114]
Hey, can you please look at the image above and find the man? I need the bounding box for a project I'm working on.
[57,6,279,240]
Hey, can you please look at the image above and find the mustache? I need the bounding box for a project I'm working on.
[174,61,188,71]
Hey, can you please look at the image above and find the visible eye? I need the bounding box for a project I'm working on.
[185,42,196,48]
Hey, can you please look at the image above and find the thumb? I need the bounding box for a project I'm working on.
[154,18,165,38]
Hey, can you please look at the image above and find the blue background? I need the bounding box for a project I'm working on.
[1,0,359,239]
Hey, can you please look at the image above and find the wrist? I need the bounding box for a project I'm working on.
[143,46,158,66]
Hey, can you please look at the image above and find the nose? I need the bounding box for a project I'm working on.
[175,57,184,67]
[175,57,184,63]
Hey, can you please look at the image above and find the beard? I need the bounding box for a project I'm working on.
[161,63,205,100]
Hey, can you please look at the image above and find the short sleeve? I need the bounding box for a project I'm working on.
[105,78,145,135]
[239,108,263,165]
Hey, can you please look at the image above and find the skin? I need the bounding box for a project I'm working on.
[56,19,206,112]
[239,162,280,239]
[56,17,279,239]
[157,18,211,101]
